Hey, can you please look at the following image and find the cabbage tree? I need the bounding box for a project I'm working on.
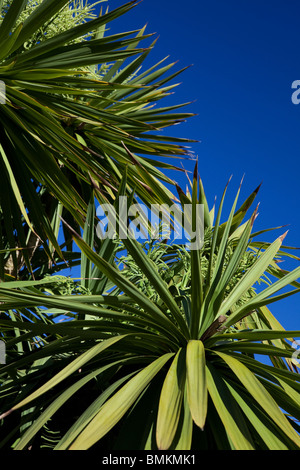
[1,172,300,450]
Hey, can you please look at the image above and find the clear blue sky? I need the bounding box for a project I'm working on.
[90,0,300,331]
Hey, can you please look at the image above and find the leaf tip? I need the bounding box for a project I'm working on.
[0,409,13,420]
[255,181,263,194]
[251,203,260,225]
[225,174,233,189]
[279,230,289,242]
[193,159,198,181]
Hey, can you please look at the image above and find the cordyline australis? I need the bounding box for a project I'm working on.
[0,0,300,451]
[1,168,300,450]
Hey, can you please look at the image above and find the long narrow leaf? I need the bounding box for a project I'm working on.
[206,364,254,450]
[156,349,186,450]
[186,340,207,429]
[214,350,300,447]
[68,353,174,450]
[217,232,288,321]
[0,335,126,418]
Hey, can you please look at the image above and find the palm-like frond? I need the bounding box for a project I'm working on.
[1,172,300,450]
[0,0,194,277]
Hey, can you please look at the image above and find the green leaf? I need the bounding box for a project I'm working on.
[217,232,288,321]
[55,369,138,450]
[13,1,139,62]
[204,177,231,295]
[206,363,254,450]
[70,225,186,342]
[0,143,34,232]
[9,0,70,53]
[215,341,295,358]
[225,380,289,450]
[0,22,23,61]
[114,172,190,339]
[81,191,95,290]
[174,384,193,450]
[156,349,186,450]
[190,164,204,338]
[14,359,133,450]
[206,329,300,346]
[217,182,261,241]
[68,352,174,450]
[224,264,300,328]
[0,0,27,44]
[199,178,244,334]
[0,335,126,418]
[186,340,207,429]
[214,350,300,447]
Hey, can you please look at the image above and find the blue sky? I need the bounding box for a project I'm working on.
[88,0,300,331]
